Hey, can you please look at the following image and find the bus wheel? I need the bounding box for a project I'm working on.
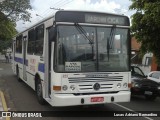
[36,79,46,105]
[16,67,21,82]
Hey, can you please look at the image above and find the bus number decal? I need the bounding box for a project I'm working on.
[65,62,81,71]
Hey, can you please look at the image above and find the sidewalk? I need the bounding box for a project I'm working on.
[0,91,10,120]
[0,63,10,120]
[0,91,4,111]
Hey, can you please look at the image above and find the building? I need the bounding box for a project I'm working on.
[131,37,159,75]
[131,37,142,65]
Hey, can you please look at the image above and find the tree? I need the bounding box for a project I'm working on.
[0,0,32,52]
[0,40,12,53]
[130,0,160,65]
[0,0,32,22]
[0,12,17,40]
[0,13,17,52]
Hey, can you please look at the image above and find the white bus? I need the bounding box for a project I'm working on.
[12,10,131,107]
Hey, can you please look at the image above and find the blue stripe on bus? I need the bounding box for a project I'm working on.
[14,57,28,66]
[38,63,45,73]
[14,57,23,64]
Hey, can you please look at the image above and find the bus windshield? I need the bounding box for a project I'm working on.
[55,25,129,72]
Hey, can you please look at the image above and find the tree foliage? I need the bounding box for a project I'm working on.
[0,0,32,52]
[0,12,16,52]
[0,12,17,40]
[130,0,160,65]
[0,0,32,22]
[0,40,12,53]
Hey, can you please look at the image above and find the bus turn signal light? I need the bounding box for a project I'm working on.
[53,86,61,91]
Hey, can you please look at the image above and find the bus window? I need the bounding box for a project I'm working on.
[16,35,22,53]
[35,24,44,55]
[28,29,35,54]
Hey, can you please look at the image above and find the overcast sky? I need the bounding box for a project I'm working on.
[16,0,134,32]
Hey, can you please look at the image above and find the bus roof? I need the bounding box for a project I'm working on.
[15,15,55,37]
[15,10,129,37]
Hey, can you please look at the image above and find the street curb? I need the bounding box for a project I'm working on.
[0,91,10,120]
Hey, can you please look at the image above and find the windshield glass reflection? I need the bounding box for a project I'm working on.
[55,25,129,72]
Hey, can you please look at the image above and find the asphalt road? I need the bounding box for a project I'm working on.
[0,62,160,120]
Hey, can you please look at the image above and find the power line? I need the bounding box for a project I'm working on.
[44,0,74,18]
[55,0,73,8]
[36,0,67,18]
[53,0,66,7]
[33,0,62,19]
[21,0,74,29]
[38,0,73,17]
[50,7,64,10]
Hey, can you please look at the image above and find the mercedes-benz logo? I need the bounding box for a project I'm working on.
[93,83,100,91]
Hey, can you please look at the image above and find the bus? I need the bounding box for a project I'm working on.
[12,10,131,107]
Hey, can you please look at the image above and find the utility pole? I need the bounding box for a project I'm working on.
[50,7,64,10]
[36,14,43,18]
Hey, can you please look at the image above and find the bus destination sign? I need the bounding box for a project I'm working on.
[55,11,129,26]
[85,14,126,25]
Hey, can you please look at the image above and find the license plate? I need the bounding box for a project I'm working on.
[91,97,104,102]
[144,91,152,95]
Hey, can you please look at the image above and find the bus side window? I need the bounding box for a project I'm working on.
[28,29,35,54]
[35,24,44,55]
[49,26,56,42]
[16,35,22,53]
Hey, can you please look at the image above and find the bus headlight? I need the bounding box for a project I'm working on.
[117,83,121,88]
[123,83,128,88]
[62,85,68,91]
[70,85,75,90]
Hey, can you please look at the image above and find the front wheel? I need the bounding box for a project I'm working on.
[36,80,46,105]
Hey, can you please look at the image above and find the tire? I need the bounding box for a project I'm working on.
[16,67,21,82]
[36,79,46,105]
[145,95,157,101]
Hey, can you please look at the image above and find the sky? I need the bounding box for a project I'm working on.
[16,0,134,32]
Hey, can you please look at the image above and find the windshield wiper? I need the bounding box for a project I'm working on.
[74,23,95,61]
[74,23,93,45]
[107,25,116,61]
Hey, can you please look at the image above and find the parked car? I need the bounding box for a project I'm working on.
[147,71,160,84]
[131,66,160,100]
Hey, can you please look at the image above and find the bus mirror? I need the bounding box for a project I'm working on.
[49,27,57,42]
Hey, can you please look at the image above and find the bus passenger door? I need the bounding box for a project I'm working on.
[44,27,55,98]
[23,36,27,81]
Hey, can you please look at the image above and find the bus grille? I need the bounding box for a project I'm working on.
[78,83,114,90]
[68,76,123,83]
[68,75,123,91]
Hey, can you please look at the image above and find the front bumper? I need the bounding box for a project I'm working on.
[48,91,131,107]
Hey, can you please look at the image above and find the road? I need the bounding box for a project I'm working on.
[0,62,160,120]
